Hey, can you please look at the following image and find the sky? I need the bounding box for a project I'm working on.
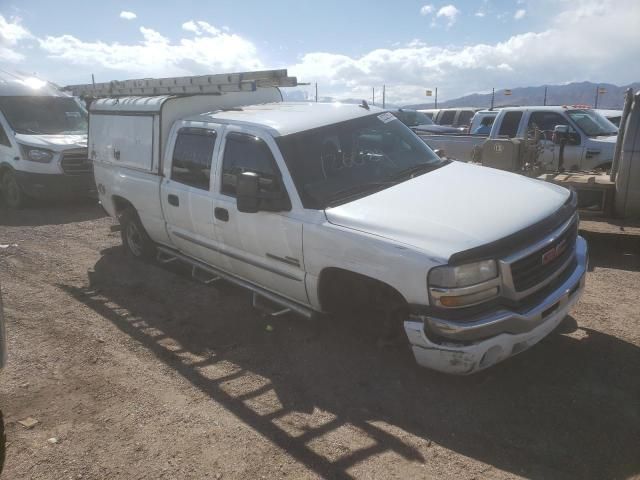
[1,0,639,104]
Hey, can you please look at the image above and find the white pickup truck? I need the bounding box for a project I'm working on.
[420,106,618,172]
[84,71,588,374]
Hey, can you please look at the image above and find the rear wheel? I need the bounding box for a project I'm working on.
[119,208,156,260]
[1,170,25,209]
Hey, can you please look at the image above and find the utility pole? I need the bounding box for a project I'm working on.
[315,82,318,102]
[435,87,438,109]
[594,85,606,108]
[382,84,386,108]
[543,86,547,106]
[490,88,495,110]
[91,73,95,87]
[372,87,375,105]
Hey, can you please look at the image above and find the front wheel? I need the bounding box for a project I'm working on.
[1,170,26,209]
[119,208,157,260]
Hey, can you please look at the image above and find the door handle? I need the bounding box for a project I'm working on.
[215,207,229,222]
[168,194,179,207]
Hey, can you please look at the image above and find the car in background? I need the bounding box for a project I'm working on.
[390,108,463,134]
[469,110,500,135]
[434,108,480,129]
[595,109,623,128]
[416,108,440,120]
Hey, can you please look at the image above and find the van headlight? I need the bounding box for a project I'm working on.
[19,145,55,163]
[428,260,500,308]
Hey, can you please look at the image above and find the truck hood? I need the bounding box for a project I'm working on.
[325,161,570,262]
[14,133,87,151]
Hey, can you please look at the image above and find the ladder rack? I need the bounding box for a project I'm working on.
[64,69,298,97]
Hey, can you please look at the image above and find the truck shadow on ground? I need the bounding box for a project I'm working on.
[59,245,640,480]
[582,232,640,272]
[0,199,104,227]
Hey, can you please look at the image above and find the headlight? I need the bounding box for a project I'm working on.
[429,260,497,288]
[19,145,55,163]
[428,260,500,308]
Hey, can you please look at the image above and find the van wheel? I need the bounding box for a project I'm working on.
[1,170,25,209]
[120,208,156,260]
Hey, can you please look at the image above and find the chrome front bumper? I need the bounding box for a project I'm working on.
[404,236,588,374]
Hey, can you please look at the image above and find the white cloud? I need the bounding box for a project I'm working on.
[39,23,263,77]
[119,11,137,20]
[181,20,220,36]
[436,5,461,26]
[289,0,640,104]
[0,15,32,61]
[475,11,486,17]
[514,9,527,20]
[420,5,434,16]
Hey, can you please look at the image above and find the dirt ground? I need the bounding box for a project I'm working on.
[0,200,638,480]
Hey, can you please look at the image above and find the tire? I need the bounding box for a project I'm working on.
[119,208,156,260]
[1,169,25,209]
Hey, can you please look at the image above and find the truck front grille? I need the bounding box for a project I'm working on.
[510,219,578,292]
[61,150,92,175]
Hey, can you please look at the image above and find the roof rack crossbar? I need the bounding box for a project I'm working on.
[63,69,297,97]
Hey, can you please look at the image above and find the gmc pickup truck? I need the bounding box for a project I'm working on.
[420,106,618,172]
[82,71,588,374]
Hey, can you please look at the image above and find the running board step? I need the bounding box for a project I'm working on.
[155,246,314,320]
[252,292,291,318]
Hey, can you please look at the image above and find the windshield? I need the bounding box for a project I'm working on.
[0,96,88,135]
[567,109,617,137]
[276,112,445,209]
[393,110,434,127]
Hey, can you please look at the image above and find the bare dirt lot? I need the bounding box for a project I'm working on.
[0,201,639,480]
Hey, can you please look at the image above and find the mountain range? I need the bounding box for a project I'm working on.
[405,81,639,110]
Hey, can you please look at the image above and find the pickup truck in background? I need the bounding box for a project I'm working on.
[81,70,588,374]
[389,108,462,134]
[433,108,479,129]
[420,106,619,171]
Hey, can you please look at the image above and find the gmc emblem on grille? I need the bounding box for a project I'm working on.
[542,239,568,265]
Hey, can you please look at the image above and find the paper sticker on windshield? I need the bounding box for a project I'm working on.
[377,112,397,124]
[65,111,81,118]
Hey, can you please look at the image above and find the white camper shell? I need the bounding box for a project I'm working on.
[0,71,94,208]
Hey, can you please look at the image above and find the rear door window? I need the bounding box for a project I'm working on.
[498,111,523,138]
[171,128,217,190]
[456,111,474,127]
[438,110,456,125]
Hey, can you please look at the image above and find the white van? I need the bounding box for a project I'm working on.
[0,71,94,208]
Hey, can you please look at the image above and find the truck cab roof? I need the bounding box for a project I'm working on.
[187,102,383,137]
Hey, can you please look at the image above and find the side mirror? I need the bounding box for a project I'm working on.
[433,149,445,158]
[552,124,570,145]
[236,171,260,213]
